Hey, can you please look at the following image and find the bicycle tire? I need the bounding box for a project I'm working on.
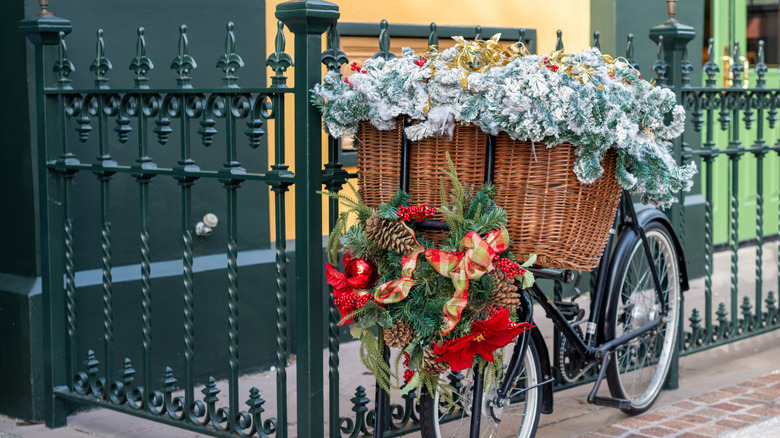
[602,220,681,415]
[419,338,543,438]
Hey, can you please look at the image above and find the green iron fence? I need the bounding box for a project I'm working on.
[19,1,780,437]
[677,37,780,352]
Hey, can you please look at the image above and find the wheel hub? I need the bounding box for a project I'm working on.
[631,300,661,328]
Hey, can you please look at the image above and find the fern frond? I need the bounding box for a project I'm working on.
[326,211,350,264]
[359,329,392,393]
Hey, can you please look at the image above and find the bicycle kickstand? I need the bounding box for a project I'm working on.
[586,352,631,410]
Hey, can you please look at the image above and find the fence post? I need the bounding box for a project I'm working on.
[276,1,339,436]
[18,8,72,428]
[649,2,695,391]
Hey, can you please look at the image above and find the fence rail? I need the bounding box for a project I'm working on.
[19,1,780,437]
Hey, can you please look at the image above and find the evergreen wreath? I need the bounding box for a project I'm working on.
[313,35,697,207]
[323,155,535,396]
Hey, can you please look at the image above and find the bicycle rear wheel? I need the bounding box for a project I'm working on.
[603,220,681,414]
[419,339,542,438]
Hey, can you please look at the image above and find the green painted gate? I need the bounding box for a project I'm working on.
[19,0,780,436]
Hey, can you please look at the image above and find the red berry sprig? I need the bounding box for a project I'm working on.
[414,57,427,68]
[542,56,560,72]
[492,255,527,279]
[402,352,415,384]
[333,291,372,313]
[397,204,437,222]
[343,77,352,86]
[350,61,367,74]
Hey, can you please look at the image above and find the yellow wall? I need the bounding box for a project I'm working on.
[263,0,591,240]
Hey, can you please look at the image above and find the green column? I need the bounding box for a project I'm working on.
[275,1,339,436]
[649,11,695,392]
[19,12,73,428]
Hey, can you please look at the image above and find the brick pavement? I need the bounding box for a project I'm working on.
[576,372,780,438]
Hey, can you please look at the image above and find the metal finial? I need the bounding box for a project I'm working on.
[428,23,439,49]
[90,29,112,88]
[756,40,767,88]
[170,24,197,88]
[129,27,154,87]
[681,46,693,87]
[474,25,482,41]
[37,0,52,16]
[54,31,75,86]
[703,37,719,86]
[321,22,347,71]
[730,39,744,87]
[268,20,293,86]
[518,28,526,44]
[373,20,396,60]
[593,31,600,50]
[626,33,638,69]
[556,30,563,51]
[666,0,679,23]
[652,35,669,85]
[216,21,244,86]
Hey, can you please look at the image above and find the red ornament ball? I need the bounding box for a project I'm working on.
[344,257,378,289]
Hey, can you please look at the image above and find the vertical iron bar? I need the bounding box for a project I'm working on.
[704,153,714,341]
[226,184,240,431]
[139,176,152,409]
[221,94,245,432]
[703,91,716,342]
[754,109,765,330]
[728,93,743,335]
[97,92,116,383]
[469,365,485,437]
[60,91,78,385]
[134,94,154,410]
[270,93,290,438]
[176,91,198,421]
[327,133,341,438]
[400,116,411,193]
[64,172,77,382]
[181,176,195,416]
[484,134,496,184]
[374,339,389,438]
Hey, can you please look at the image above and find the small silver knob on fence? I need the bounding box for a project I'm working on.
[195,213,219,236]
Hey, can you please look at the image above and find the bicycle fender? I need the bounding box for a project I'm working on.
[529,326,554,415]
[634,208,690,292]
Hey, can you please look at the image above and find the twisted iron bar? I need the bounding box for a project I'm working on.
[64,185,77,378]
[227,194,241,432]
[100,182,114,381]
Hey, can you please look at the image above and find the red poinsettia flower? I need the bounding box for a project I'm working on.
[326,263,371,324]
[433,308,534,372]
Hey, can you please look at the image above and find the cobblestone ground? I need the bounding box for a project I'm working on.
[577,372,780,438]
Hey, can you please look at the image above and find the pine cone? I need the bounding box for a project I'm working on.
[384,320,415,348]
[490,269,521,310]
[422,350,450,376]
[365,212,416,254]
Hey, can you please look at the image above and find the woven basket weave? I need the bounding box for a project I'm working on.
[356,120,621,270]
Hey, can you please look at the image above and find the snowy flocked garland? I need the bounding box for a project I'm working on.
[312,35,696,207]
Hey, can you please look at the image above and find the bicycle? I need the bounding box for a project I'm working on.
[416,189,689,438]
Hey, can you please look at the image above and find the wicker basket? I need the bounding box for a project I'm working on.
[356,120,621,270]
